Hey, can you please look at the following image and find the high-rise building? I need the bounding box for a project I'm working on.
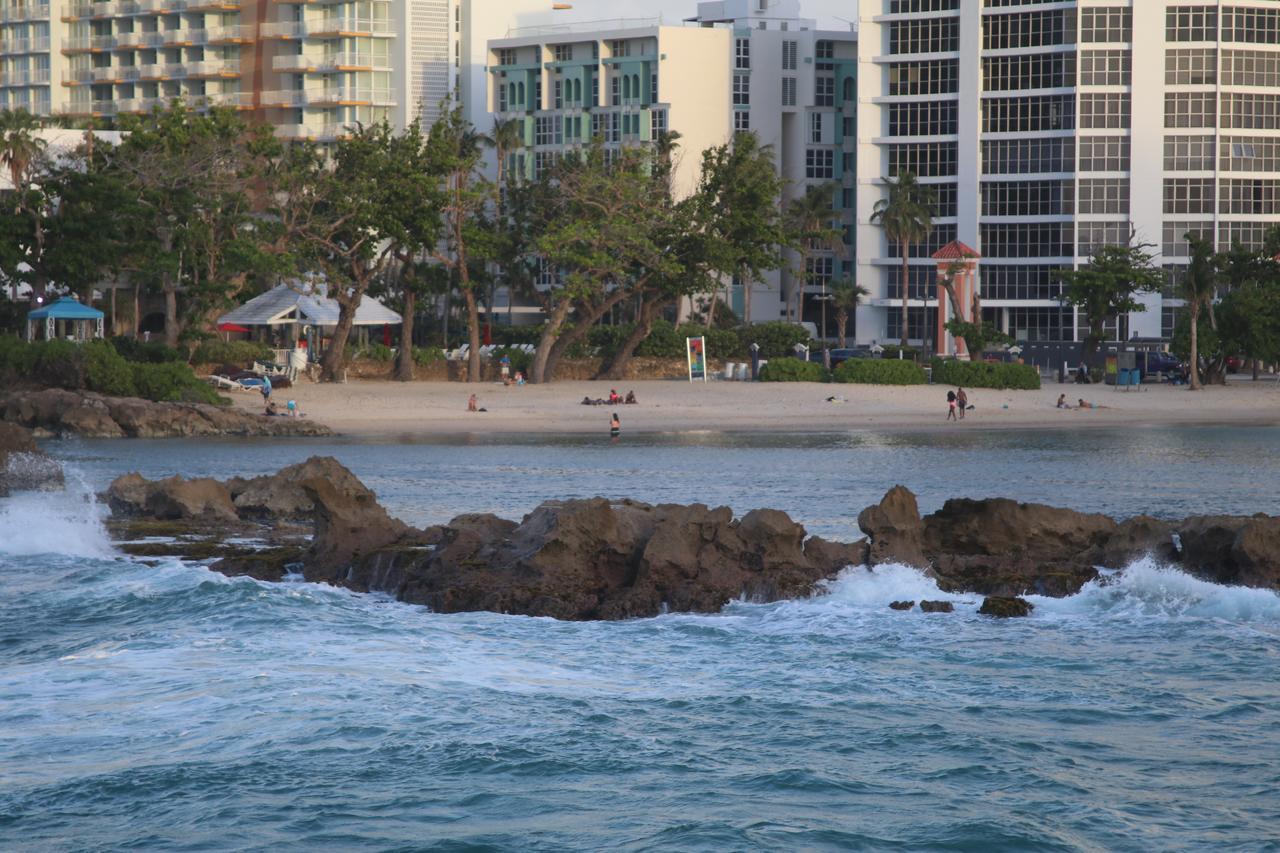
[0,0,548,141]
[692,0,856,324]
[856,0,1280,350]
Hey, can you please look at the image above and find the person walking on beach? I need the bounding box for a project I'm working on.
[610,412,621,437]
[946,389,958,422]
[956,387,968,420]
[260,375,272,411]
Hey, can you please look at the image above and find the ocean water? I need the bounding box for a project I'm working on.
[3,429,1280,851]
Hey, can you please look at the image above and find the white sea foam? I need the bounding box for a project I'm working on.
[816,563,972,609]
[0,469,113,559]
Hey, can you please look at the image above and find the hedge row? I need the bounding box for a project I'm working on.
[758,357,828,382]
[190,339,274,366]
[929,358,1041,390]
[834,358,927,385]
[0,337,223,404]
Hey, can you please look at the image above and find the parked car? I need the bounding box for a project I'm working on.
[1138,351,1182,374]
[1225,355,1244,373]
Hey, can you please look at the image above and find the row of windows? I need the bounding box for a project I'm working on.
[1159,179,1280,215]
[982,94,1074,133]
[1079,136,1129,172]
[1223,49,1280,88]
[1223,93,1280,129]
[1164,135,1215,171]
[1165,92,1215,128]
[888,100,958,136]
[980,223,1073,258]
[1078,221,1132,257]
[982,137,1073,174]
[1167,7,1280,44]
[886,307,1072,344]
[981,180,1072,217]
[805,148,834,179]
[889,18,958,55]
[1162,222,1213,259]
[1080,50,1129,86]
[887,59,958,96]
[1080,93,1130,128]
[1221,137,1280,172]
[1164,178,1214,214]
[982,53,1074,92]
[890,0,957,12]
[1078,178,1129,215]
[981,266,1063,301]
[1166,48,1215,86]
[888,142,957,177]
[1080,8,1131,44]
[983,10,1076,50]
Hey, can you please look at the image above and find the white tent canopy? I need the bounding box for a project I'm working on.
[218,284,401,328]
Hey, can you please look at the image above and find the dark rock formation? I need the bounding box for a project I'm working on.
[888,600,914,611]
[979,596,1034,618]
[919,600,954,613]
[1,388,331,439]
[858,485,928,568]
[229,456,374,522]
[1176,515,1280,590]
[0,421,64,496]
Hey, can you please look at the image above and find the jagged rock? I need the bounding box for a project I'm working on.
[143,476,239,523]
[978,596,1034,618]
[232,456,373,521]
[857,485,928,568]
[1,388,331,439]
[1230,518,1280,589]
[1099,515,1176,567]
[0,421,64,496]
[919,600,954,613]
[1177,515,1280,590]
[106,472,155,515]
[888,600,914,611]
[300,476,432,587]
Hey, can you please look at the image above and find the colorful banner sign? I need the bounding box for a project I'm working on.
[687,336,707,382]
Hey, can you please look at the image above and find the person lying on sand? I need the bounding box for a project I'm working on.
[1077,398,1109,410]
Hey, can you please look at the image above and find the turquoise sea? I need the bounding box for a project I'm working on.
[2,428,1279,850]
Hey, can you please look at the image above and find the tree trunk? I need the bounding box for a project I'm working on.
[132,282,140,338]
[163,278,179,349]
[530,300,572,384]
[939,278,967,358]
[320,295,358,382]
[396,288,416,381]
[836,310,847,348]
[110,283,117,336]
[464,288,482,382]
[598,295,670,380]
[1188,303,1201,391]
[900,244,910,349]
[543,289,631,382]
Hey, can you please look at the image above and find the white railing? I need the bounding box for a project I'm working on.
[306,87,394,104]
[1,3,51,21]
[0,36,51,51]
[311,17,394,35]
[2,68,51,85]
[186,59,241,76]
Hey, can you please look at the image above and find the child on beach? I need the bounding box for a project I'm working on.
[467,394,478,412]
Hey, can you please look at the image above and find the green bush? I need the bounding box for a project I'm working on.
[492,324,545,347]
[834,358,927,385]
[929,358,1041,390]
[131,361,223,404]
[490,345,532,374]
[759,356,828,382]
[349,342,395,363]
[190,339,273,366]
[703,328,746,360]
[84,339,137,397]
[880,344,921,362]
[109,336,185,364]
[635,320,686,358]
[737,322,812,358]
[412,346,445,367]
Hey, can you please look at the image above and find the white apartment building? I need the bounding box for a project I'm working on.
[692,0,856,325]
[856,0,1280,350]
[0,0,542,141]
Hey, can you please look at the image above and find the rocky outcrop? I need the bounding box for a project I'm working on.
[229,457,373,522]
[978,596,1034,618]
[1176,515,1280,590]
[888,600,914,611]
[1,388,331,439]
[0,421,64,496]
[919,600,954,613]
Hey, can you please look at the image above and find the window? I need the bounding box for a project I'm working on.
[1220,136,1280,172]
[1078,222,1132,257]
[888,142,958,177]
[890,0,957,12]
[816,40,833,60]
[1004,308,1068,342]
[815,75,834,107]
[1079,93,1129,129]
[1219,221,1271,251]
[775,40,794,72]
[810,112,822,143]
[1077,178,1129,215]
[498,49,516,66]
[1221,7,1280,44]
[1222,93,1280,130]
[733,73,749,106]
[734,110,750,132]
[1162,222,1213,258]
[1165,48,1216,85]
[1166,6,1217,42]
[981,266,1063,301]
[984,10,1076,49]
[982,53,1076,92]
[497,78,507,111]
[1220,179,1280,215]
[1163,135,1213,171]
[534,115,555,146]
[1080,7,1131,43]
[1165,92,1216,128]
[735,38,750,70]
[805,148,833,179]
[1163,178,1215,214]
[651,108,667,137]
[552,44,571,62]
[889,18,959,55]
[782,77,796,106]
[889,100,957,136]
[979,223,1073,258]
[982,137,1073,174]
[553,78,562,109]
[1222,49,1280,88]
[1079,136,1129,172]
[1079,50,1129,86]
[610,39,629,58]
[982,95,1074,133]
[805,256,833,289]
[981,180,1074,216]
[887,59,958,95]
[610,73,619,106]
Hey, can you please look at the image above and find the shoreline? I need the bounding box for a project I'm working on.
[226,376,1280,440]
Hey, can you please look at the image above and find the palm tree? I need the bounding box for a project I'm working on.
[871,171,934,349]
[785,182,843,324]
[481,117,524,329]
[0,108,44,193]
[830,277,869,348]
[1183,232,1217,391]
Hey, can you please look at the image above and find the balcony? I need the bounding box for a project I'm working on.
[137,62,186,79]
[259,88,305,106]
[273,122,351,142]
[0,68,51,86]
[259,87,394,107]
[2,1,51,21]
[0,36,51,53]
[207,24,254,43]
[271,52,383,71]
[186,59,241,77]
[60,34,114,52]
[61,99,117,116]
[307,17,394,36]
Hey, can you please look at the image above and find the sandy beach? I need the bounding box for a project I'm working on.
[233,375,1280,438]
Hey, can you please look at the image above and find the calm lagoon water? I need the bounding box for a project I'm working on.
[2,427,1279,851]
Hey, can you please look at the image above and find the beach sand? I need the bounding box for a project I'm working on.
[237,374,1280,438]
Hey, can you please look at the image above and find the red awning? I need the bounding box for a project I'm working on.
[218,323,250,333]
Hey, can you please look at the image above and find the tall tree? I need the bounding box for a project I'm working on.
[871,171,934,349]
[481,116,525,331]
[1182,232,1217,390]
[1056,241,1164,364]
[830,277,869,348]
[694,131,785,324]
[0,109,49,299]
[784,182,842,326]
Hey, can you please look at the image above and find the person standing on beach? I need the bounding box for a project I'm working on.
[260,375,272,411]
[956,387,968,420]
[610,412,621,437]
[467,394,478,412]
[946,389,958,422]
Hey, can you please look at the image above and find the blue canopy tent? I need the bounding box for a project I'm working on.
[26,296,105,342]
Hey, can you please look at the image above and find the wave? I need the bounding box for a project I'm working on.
[0,468,113,560]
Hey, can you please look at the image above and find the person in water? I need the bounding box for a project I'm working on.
[610,412,621,437]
